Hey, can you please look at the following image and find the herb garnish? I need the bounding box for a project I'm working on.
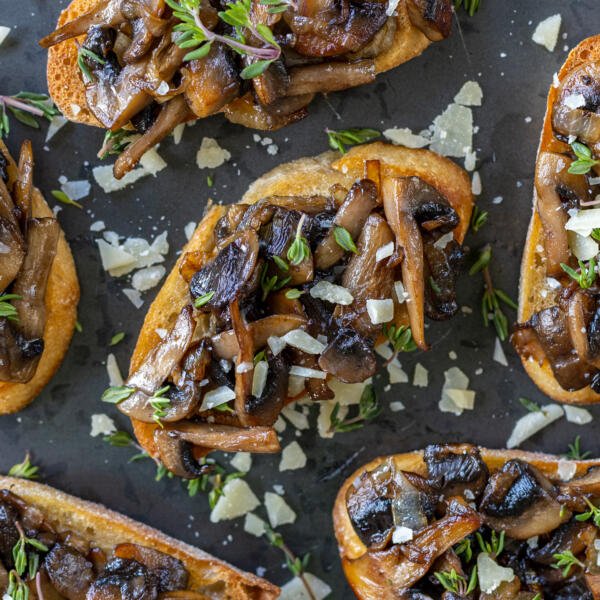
[568,142,599,175]
[166,0,281,78]
[382,324,417,362]
[434,568,478,595]
[476,529,505,558]
[333,226,358,254]
[575,497,600,527]
[552,550,584,577]
[561,258,597,289]
[454,0,481,16]
[77,46,106,83]
[329,384,380,433]
[51,189,83,209]
[0,294,21,322]
[455,537,473,562]
[273,255,289,272]
[565,435,591,460]
[110,332,126,346]
[0,92,60,138]
[149,385,171,427]
[469,245,517,341]
[194,290,215,308]
[285,288,302,299]
[470,205,488,232]
[260,263,291,300]
[287,215,310,266]
[8,454,39,480]
[519,397,540,413]
[259,0,298,13]
[98,128,136,159]
[101,385,134,404]
[325,128,380,154]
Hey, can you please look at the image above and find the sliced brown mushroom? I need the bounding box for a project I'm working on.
[527,521,596,567]
[13,140,33,223]
[44,543,95,600]
[567,289,600,368]
[153,429,213,479]
[318,327,376,383]
[87,558,158,599]
[286,60,375,96]
[405,0,453,42]
[0,178,25,295]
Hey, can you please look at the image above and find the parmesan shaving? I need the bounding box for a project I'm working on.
[230,452,252,473]
[196,137,231,169]
[564,405,593,425]
[243,513,266,537]
[506,404,564,448]
[209,479,260,522]
[454,81,483,106]
[532,14,562,52]
[90,414,116,437]
[477,553,515,594]
[264,492,296,527]
[366,298,394,324]
[279,441,307,471]
[0,26,10,47]
[282,329,325,354]
[289,365,326,379]
[106,353,124,386]
[383,127,429,148]
[309,280,353,305]
[252,361,269,398]
[279,574,332,600]
[493,338,508,367]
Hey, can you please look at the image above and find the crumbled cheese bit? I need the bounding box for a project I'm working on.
[477,553,515,594]
[506,404,564,448]
[282,329,325,354]
[200,386,236,411]
[90,414,116,437]
[383,127,429,148]
[196,137,231,169]
[172,123,185,145]
[90,220,105,232]
[430,103,473,158]
[279,573,332,600]
[567,230,598,261]
[493,338,508,367]
[131,265,166,292]
[385,0,399,16]
[471,171,482,195]
[0,26,11,46]
[564,405,593,425]
[279,441,307,471]
[281,404,310,430]
[413,363,428,387]
[394,281,409,303]
[532,14,562,52]
[289,365,326,379]
[557,459,577,482]
[287,375,305,397]
[464,148,477,171]
[96,239,137,272]
[563,93,586,110]
[445,388,475,410]
[392,526,413,544]
[454,81,483,106]
[122,288,143,309]
[236,361,253,374]
[366,298,394,324]
[439,367,475,415]
[45,115,68,142]
[252,361,269,398]
[387,358,409,384]
[93,164,149,193]
[375,241,394,262]
[390,401,405,412]
[267,335,287,356]
[264,492,296,527]
[433,231,454,250]
[230,452,252,473]
[309,280,353,305]
[139,147,167,176]
[210,479,260,522]
[243,513,266,537]
[106,353,124,386]
[184,221,196,241]
[527,536,539,549]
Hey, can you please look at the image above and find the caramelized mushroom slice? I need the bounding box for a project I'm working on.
[153,429,212,479]
[87,558,158,599]
[0,179,25,295]
[318,327,376,383]
[535,152,591,276]
[527,521,596,567]
[244,354,288,426]
[405,0,453,42]
[480,460,568,539]
[286,60,375,96]
[44,543,94,600]
[315,179,379,271]
[13,140,34,223]
[567,289,600,368]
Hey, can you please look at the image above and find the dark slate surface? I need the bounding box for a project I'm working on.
[0,1,598,596]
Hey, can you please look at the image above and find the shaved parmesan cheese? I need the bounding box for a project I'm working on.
[309,280,353,305]
[493,338,508,366]
[390,401,405,412]
[196,137,231,169]
[106,353,124,386]
[506,404,564,448]
[376,242,394,262]
[439,367,474,415]
[557,459,577,481]
[287,376,305,397]
[289,366,326,379]
[96,239,137,272]
[132,265,166,291]
[464,148,477,171]
[383,127,429,148]
[471,171,482,195]
[0,26,10,46]
[532,14,562,52]
[282,329,325,354]
[90,221,105,232]
[139,147,167,175]
[568,230,598,261]
[564,93,586,110]
[236,361,253,374]
[366,298,394,324]
[230,452,252,473]
[90,413,116,437]
[267,335,286,356]
[184,221,196,241]
[433,232,454,250]
[122,288,143,308]
[385,0,399,16]
[172,123,185,145]
[387,358,409,384]
[264,492,296,527]
[564,405,593,425]
[93,165,149,193]
[394,281,409,303]
[200,386,236,411]
[430,103,473,158]
[279,441,307,471]
[445,388,475,410]
[281,404,309,430]
[413,363,428,387]
[45,115,68,142]
[60,179,90,201]
[454,81,483,107]
[317,401,341,438]
[243,513,266,537]
[477,553,515,594]
[252,361,269,398]
[329,378,369,405]
[210,479,260,522]
[280,573,331,600]
[392,526,413,544]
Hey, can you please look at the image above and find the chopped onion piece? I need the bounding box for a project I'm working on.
[252,361,269,398]
[282,329,325,354]
[289,365,327,379]
[366,298,394,324]
[309,280,353,305]
[200,386,236,411]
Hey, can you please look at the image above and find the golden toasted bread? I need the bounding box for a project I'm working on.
[0,140,79,414]
[333,446,600,599]
[0,475,279,598]
[517,35,600,404]
[128,142,473,462]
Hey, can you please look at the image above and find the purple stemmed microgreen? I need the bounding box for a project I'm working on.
[0,92,60,138]
[165,0,281,79]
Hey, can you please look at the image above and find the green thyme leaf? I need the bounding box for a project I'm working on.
[333,226,358,253]
[565,435,591,460]
[519,397,540,413]
[101,385,134,404]
[110,332,125,346]
[326,128,380,154]
[51,189,82,209]
[568,141,599,175]
[194,290,215,308]
[8,454,39,480]
[0,294,21,322]
[552,550,584,577]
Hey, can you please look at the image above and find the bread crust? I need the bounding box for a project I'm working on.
[0,475,279,598]
[517,35,600,404]
[46,0,434,128]
[128,142,473,458]
[332,446,600,599]
[0,141,80,414]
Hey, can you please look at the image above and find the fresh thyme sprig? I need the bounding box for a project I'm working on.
[455,538,473,562]
[260,263,291,300]
[0,92,60,138]
[333,226,358,253]
[194,290,215,308]
[12,524,48,579]
[552,550,584,577]
[434,567,477,595]
[77,46,106,83]
[382,324,417,363]
[101,385,134,404]
[519,397,540,413]
[325,128,380,154]
[6,570,30,600]
[259,0,298,14]
[166,0,281,79]
[565,435,591,460]
[8,454,39,480]
[329,384,380,433]
[470,205,488,233]
[454,0,481,16]
[575,497,600,527]
[561,258,597,289]
[0,294,21,323]
[287,215,310,266]
[51,189,83,209]
[476,529,505,559]
[568,142,599,175]
[470,245,517,341]
[149,385,171,427]
[264,526,316,600]
[98,128,137,159]
[110,332,126,346]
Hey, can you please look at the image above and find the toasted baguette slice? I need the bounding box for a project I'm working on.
[128,142,473,462]
[516,35,600,405]
[0,140,79,414]
[0,475,278,598]
[333,445,600,599]
[46,0,443,127]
